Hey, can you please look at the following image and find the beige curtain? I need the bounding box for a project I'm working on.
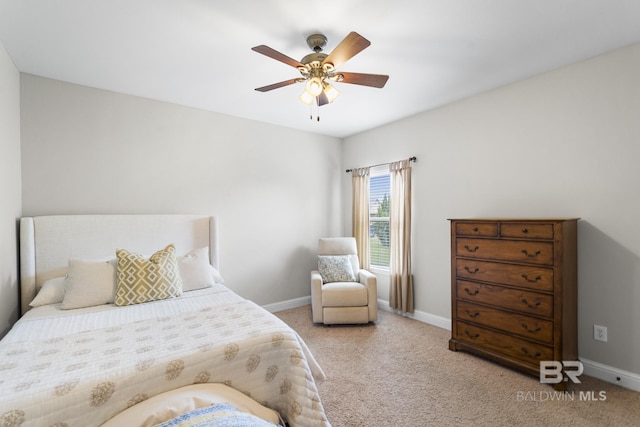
[351,167,370,269]
[389,159,414,313]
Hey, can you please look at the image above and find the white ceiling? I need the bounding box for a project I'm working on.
[1,0,640,138]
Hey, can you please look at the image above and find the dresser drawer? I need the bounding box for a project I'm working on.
[456,238,554,265]
[501,223,554,240]
[456,259,554,291]
[456,280,553,317]
[457,300,553,344]
[455,222,498,237]
[455,321,553,365]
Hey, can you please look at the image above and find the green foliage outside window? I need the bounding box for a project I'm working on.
[370,193,390,266]
[371,194,390,247]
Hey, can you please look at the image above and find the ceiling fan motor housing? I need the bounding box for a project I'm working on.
[301,52,328,65]
[303,34,330,73]
[306,34,327,52]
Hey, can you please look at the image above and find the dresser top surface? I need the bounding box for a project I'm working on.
[448,218,580,222]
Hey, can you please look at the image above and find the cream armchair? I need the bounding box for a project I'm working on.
[311,237,378,325]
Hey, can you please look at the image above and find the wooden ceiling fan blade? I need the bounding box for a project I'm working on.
[255,78,301,92]
[338,72,389,88]
[251,45,305,69]
[322,32,370,69]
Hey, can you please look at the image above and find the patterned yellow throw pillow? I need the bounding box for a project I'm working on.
[115,244,183,306]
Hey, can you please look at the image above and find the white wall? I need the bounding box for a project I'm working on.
[343,43,640,377]
[20,74,343,306]
[0,41,21,338]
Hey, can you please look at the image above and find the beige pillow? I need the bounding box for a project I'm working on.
[29,277,66,307]
[115,244,182,306]
[61,258,117,309]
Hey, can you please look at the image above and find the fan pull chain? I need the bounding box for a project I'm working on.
[308,99,320,122]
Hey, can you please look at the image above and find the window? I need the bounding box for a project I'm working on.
[369,166,390,267]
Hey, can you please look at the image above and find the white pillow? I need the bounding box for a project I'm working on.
[209,264,224,284]
[29,277,66,307]
[318,255,356,283]
[178,247,224,291]
[61,258,117,310]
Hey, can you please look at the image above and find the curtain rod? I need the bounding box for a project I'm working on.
[345,156,417,173]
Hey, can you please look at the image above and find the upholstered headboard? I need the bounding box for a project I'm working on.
[19,214,219,315]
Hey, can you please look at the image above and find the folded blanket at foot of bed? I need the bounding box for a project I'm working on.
[102,383,284,427]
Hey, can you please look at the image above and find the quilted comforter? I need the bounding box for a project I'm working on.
[0,286,329,427]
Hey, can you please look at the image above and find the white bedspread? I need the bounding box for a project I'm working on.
[0,286,329,427]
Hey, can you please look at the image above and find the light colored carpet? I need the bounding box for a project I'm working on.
[275,305,639,427]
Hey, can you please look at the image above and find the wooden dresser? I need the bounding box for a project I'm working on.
[448,218,578,387]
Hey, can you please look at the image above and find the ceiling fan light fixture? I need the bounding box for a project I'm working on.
[299,89,315,105]
[323,83,340,103]
[306,77,324,97]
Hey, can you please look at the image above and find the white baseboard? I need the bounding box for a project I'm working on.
[265,297,453,328]
[580,357,640,392]
[377,299,452,330]
[262,296,311,313]
[264,297,639,393]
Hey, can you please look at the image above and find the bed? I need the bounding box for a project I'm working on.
[0,214,329,427]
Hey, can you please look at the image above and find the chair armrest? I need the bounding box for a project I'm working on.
[358,269,378,321]
[311,270,324,323]
[311,270,323,288]
[358,269,376,287]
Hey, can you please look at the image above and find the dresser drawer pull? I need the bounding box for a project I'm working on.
[473,227,478,232]
[463,244,480,253]
[521,249,541,258]
[521,228,528,233]
[464,330,480,339]
[463,287,479,296]
[520,274,542,283]
[520,347,542,359]
[464,266,479,274]
[464,309,480,318]
[521,297,541,308]
[520,322,542,333]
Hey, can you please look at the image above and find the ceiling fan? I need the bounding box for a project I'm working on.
[251,32,389,109]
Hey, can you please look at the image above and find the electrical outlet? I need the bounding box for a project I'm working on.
[594,324,607,342]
